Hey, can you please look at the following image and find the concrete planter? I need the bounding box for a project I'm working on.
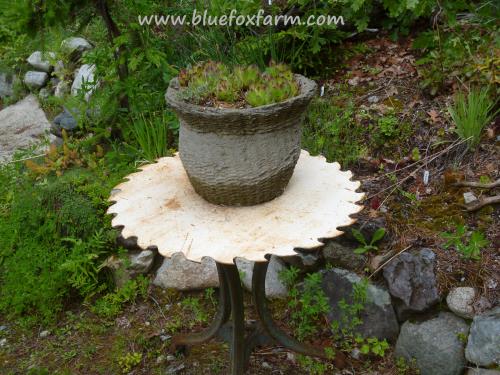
[165,74,317,206]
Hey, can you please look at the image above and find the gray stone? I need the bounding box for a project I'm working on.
[0,338,7,348]
[129,250,155,275]
[24,71,48,90]
[466,307,500,367]
[51,108,78,136]
[281,250,322,273]
[39,330,50,338]
[447,287,476,319]
[368,95,380,103]
[383,248,440,318]
[322,268,399,341]
[72,64,97,101]
[104,249,155,288]
[165,363,185,374]
[38,88,50,100]
[466,369,500,375]
[395,312,469,375]
[235,255,288,299]
[61,37,92,58]
[54,80,71,98]
[153,252,218,291]
[464,192,479,205]
[0,325,7,332]
[27,51,55,72]
[0,72,15,98]
[322,240,366,270]
[0,95,55,162]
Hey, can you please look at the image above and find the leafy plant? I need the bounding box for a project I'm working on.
[280,268,330,341]
[378,114,399,138]
[448,88,498,149]
[118,352,142,374]
[351,228,386,254]
[92,276,149,319]
[441,224,489,260]
[357,336,389,357]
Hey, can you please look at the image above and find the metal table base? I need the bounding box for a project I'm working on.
[172,261,327,374]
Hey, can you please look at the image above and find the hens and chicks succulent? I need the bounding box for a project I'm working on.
[178,61,299,108]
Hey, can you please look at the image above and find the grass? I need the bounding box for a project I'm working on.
[448,88,498,149]
[128,112,176,162]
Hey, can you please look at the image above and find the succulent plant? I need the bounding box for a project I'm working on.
[177,61,299,107]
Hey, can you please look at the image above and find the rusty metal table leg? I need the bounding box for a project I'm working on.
[172,260,327,374]
[252,261,328,359]
[172,262,231,351]
[221,263,246,375]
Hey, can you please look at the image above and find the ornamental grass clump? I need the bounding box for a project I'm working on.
[177,61,299,108]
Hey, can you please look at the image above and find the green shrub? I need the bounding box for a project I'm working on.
[0,144,138,324]
[448,88,498,149]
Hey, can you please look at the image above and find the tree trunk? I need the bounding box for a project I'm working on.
[95,0,129,112]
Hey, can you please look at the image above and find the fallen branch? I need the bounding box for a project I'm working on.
[465,195,500,212]
[453,179,500,189]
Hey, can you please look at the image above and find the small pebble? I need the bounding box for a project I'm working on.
[145,321,151,326]
[351,348,361,360]
[286,352,296,363]
[39,330,50,338]
[160,334,172,342]
[367,95,380,103]
[156,355,166,364]
[463,191,478,204]
[165,363,185,374]
[262,362,271,369]
[0,338,7,348]
[0,325,7,332]
[166,354,176,362]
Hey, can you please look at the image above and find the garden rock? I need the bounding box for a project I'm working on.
[0,72,15,98]
[71,64,97,101]
[153,252,218,291]
[466,307,500,367]
[383,248,440,319]
[395,312,469,375]
[24,71,48,90]
[39,330,50,338]
[281,250,322,273]
[51,108,79,136]
[235,255,288,299]
[321,268,399,341]
[104,249,155,288]
[38,88,50,100]
[54,81,70,98]
[27,51,55,72]
[61,37,92,58]
[0,95,55,162]
[466,369,500,375]
[447,287,476,319]
[322,239,366,271]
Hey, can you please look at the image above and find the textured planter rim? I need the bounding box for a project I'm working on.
[165,74,317,123]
